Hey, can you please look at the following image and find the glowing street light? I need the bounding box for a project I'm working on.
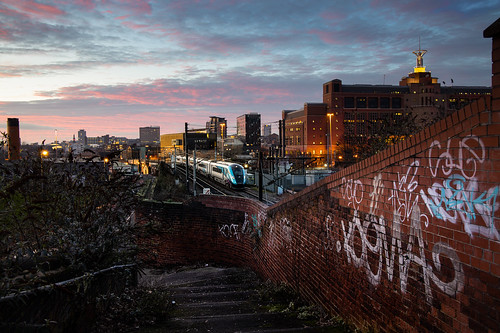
[220,123,226,160]
[327,113,334,168]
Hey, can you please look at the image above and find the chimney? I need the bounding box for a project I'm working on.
[7,118,21,161]
[7,118,21,160]
[484,18,500,111]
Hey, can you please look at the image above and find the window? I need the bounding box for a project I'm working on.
[391,97,402,109]
[380,97,390,108]
[368,97,378,108]
[325,85,329,93]
[356,97,366,108]
[333,83,340,92]
[344,97,354,108]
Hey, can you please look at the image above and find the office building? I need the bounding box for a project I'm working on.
[262,124,272,137]
[140,126,160,146]
[206,116,227,139]
[283,47,491,165]
[77,129,87,145]
[237,113,261,148]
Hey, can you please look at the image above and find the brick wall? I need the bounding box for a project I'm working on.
[137,25,499,332]
[259,95,498,332]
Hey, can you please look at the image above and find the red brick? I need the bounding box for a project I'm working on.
[492,99,500,113]
[470,256,490,272]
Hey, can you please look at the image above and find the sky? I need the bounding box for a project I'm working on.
[0,0,498,144]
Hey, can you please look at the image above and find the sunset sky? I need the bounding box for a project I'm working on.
[0,0,498,144]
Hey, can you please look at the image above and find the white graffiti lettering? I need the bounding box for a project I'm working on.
[428,135,485,180]
[342,177,364,210]
[219,223,242,240]
[334,206,464,302]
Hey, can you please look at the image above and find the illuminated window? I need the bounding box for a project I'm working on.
[356,97,367,108]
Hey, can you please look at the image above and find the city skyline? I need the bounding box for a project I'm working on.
[0,0,498,144]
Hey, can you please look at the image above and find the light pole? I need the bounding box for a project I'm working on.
[327,113,334,168]
[220,123,225,160]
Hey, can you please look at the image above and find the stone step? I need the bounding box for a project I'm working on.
[170,282,257,294]
[138,266,347,333]
[169,300,255,317]
[162,312,319,332]
[171,289,256,303]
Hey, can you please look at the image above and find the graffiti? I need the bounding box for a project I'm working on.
[388,161,420,224]
[421,175,500,240]
[268,217,293,250]
[244,211,267,239]
[336,205,464,302]
[369,174,384,214]
[219,224,242,240]
[428,135,484,180]
[422,135,499,240]
[341,177,364,210]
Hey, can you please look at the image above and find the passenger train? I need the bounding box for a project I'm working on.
[175,156,247,189]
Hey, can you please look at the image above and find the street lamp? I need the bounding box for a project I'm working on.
[327,113,334,168]
[220,123,226,160]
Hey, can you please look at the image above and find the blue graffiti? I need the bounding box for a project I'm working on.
[427,175,498,222]
[251,214,262,238]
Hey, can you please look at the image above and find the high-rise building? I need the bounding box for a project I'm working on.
[237,113,261,148]
[78,129,87,145]
[206,116,227,139]
[139,126,160,146]
[262,124,272,137]
[283,47,491,165]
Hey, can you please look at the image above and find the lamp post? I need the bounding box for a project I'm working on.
[220,123,225,160]
[327,113,334,168]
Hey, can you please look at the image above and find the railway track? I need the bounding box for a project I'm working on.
[175,165,279,206]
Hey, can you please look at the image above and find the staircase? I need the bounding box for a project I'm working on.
[139,265,344,332]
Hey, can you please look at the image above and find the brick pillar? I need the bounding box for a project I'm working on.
[484,18,500,111]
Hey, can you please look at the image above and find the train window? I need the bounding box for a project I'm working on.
[230,165,244,176]
[212,166,222,173]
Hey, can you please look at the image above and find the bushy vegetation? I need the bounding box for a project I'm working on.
[152,161,187,202]
[0,140,140,296]
[257,280,353,332]
[92,286,173,332]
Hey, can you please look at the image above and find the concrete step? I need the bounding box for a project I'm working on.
[138,266,347,333]
[155,312,325,333]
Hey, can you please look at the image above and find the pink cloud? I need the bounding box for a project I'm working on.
[115,14,130,20]
[106,0,152,16]
[73,0,96,11]
[0,72,21,78]
[308,29,344,45]
[2,0,65,19]
[35,76,294,110]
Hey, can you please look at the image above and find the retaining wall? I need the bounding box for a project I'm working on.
[137,95,499,332]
